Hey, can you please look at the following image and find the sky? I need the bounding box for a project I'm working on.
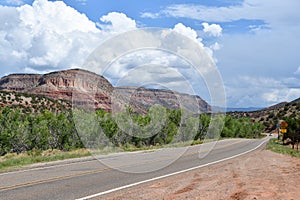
[0,0,300,108]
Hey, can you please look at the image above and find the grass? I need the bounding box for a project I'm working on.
[0,149,91,172]
[121,140,206,152]
[266,138,300,158]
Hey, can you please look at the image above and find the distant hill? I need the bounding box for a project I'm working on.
[213,106,263,112]
[228,100,300,132]
[0,69,211,114]
[227,107,263,112]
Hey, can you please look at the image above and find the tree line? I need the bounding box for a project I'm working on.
[0,107,82,156]
[0,106,265,156]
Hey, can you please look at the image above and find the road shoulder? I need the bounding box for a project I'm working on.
[97,149,300,200]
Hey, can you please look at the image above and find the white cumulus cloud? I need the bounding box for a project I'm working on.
[202,22,222,37]
[88,24,218,102]
[0,0,139,75]
[173,23,198,41]
[98,12,137,33]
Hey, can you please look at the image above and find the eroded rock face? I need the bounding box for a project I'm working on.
[0,69,211,113]
[0,74,42,92]
[114,87,211,114]
[38,69,113,93]
[0,69,113,111]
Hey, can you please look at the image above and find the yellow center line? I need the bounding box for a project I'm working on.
[186,139,245,156]
[0,139,247,191]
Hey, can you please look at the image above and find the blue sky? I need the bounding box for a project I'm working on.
[1,0,300,108]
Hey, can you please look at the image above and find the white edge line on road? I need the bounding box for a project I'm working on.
[76,138,268,200]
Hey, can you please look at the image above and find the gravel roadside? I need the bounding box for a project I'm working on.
[95,149,300,200]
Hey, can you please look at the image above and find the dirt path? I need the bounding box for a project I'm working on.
[96,150,300,200]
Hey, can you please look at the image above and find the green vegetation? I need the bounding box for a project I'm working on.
[0,149,91,172]
[0,105,265,157]
[221,116,264,139]
[0,90,266,170]
[284,117,300,134]
[0,107,83,156]
[260,102,300,155]
[279,116,300,150]
[75,109,264,152]
[267,138,300,157]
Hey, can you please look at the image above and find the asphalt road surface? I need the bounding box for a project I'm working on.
[0,137,271,200]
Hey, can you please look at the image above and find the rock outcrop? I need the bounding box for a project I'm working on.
[0,69,211,113]
[0,74,42,91]
[114,87,210,114]
[0,69,113,111]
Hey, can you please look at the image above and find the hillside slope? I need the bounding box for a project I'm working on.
[228,101,300,131]
[0,91,71,113]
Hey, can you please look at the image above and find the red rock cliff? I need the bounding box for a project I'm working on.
[0,69,211,113]
[0,69,113,111]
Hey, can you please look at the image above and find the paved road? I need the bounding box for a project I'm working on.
[0,137,271,200]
